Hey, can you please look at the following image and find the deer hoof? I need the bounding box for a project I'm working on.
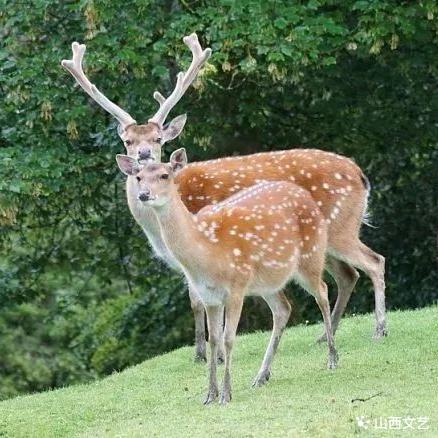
[203,388,219,405]
[327,351,338,369]
[194,352,207,363]
[219,390,231,405]
[252,370,271,387]
[373,325,388,340]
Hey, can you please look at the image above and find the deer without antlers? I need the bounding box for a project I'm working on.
[62,34,386,363]
[116,152,338,404]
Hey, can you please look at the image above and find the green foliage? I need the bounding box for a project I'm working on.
[1,0,437,399]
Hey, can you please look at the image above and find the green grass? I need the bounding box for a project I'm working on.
[1,308,437,437]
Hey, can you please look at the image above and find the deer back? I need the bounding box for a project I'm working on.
[176,149,368,228]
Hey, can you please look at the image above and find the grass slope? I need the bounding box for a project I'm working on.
[0,308,437,437]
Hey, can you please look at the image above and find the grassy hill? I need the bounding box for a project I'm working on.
[0,307,437,437]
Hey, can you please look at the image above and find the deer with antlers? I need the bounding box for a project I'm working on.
[61,33,386,363]
[116,151,338,404]
[61,35,210,163]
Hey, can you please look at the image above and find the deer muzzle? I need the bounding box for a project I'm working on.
[138,148,153,163]
[138,191,151,202]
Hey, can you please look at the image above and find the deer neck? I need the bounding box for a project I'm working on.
[125,178,179,268]
[152,187,210,275]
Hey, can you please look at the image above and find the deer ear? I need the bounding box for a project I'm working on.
[161,114,187,144]
[116,154,140,176]
[170,148,187,172]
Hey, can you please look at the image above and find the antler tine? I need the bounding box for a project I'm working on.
[61,42,136,127]
[153,91,166,105]
[149,33,212,126]
[180,33,212,95]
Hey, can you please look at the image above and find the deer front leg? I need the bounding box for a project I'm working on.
[188,285,207,362]
[203,305,223,405]
[220,293,244,405]
[253,291,291,387]
[189,285,225,364]
[315,281,338,369]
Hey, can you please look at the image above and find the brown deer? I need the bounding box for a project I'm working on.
[116,151,338,404]
[61,33,386,361]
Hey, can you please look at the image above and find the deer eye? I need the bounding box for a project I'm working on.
[156,137,162,143]
[125,140,132,146]
[160,173,169,180]
[136,176,141,182]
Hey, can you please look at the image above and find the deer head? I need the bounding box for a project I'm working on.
[116,148,187,206]
[62,34,211,163]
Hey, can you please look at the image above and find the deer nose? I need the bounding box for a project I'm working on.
[138,148,152,161]
[138,190,150,202]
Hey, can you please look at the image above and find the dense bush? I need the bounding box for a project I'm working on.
[1,0,437,399]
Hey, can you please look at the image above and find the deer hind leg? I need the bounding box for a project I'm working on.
[188,285,207,362]
[203,304,223,405]
[253,291,291,387]
[220,293,244,405]
[328,240,386,339]
[297,258,338,369]
[317,256,360,343]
